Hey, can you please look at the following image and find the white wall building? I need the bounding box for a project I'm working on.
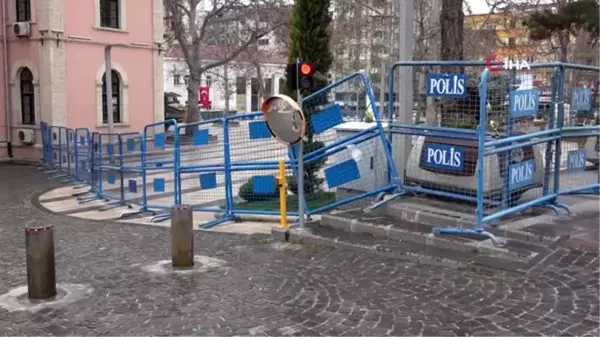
[163,46,287,112]
[162,3,291,112]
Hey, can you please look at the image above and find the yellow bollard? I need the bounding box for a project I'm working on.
[278,160,288,228]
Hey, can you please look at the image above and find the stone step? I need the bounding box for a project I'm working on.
[272,219,554,273]
[379,198,565,245]
[280,201,574,271]
[326,208,564,250]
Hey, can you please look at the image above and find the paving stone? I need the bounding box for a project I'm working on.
[0,165,597,336]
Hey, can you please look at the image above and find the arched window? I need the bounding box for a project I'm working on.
[20,67,35,125]
[102,70,121,124]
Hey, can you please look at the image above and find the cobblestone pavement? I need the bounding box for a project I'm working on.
[0,165,598,336]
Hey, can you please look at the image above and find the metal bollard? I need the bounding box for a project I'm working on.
[171,205,194,268]
[278,160,288,229]
[25,225,57,300]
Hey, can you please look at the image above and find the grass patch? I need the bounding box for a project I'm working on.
[234,191,336,212]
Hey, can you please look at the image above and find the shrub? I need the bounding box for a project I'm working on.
[238,178,278,202]
[287,140,326,195]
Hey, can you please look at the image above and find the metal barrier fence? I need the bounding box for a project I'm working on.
[74,128,91,183]
[294,71,402,216]
[558,64,600,197]
[477,64,563,232]
[38,65,597,237]
[175,118,234,228]
[388,61,489,204]
[40,122,51,166]
[386,61,598,243]
[172,72,402,228]
[118,132,145,214]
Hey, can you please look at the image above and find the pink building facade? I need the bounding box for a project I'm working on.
[0,0,165,160]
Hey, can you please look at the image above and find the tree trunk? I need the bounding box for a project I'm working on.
[224,65,230,115]
[558,30,569,62]
[185,73,201,135]
[439,0,465,127]
[440,0,464,63]
[255,62,265,104]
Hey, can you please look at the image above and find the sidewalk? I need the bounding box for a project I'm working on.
[38,184,278,235]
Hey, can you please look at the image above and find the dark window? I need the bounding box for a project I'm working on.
[102,70,121,124]
[236,77,247,110]
[20,67,35,125]
[258,39,269,46]
[16,0,31,22]
[264,78,273,98]
[251,78,259,111]
[100,0,120,29]
[173,74,180,85]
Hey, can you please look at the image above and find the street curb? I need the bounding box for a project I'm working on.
[321,214,534,265]
[214,212,296,223]
[381,201,565,244]
[271,227,465,270]
[32,188,271,239]
[0,158,43,166]
[383,201,474,228]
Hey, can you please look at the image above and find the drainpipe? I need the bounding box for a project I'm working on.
[1,0,12,157]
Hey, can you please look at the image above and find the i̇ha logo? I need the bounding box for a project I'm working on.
[486,53,531,73]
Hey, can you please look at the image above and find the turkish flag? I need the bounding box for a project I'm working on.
[199,86,210,108]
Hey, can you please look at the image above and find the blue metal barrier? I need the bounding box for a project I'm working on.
[116,132,145,214]
[95,133,137,212]
[35,62,597,236]
[175,118,240,228]
[73,128,91,184]
[49,126,61,172]
[557,63,600,197]
[386,62,593,243]
[387,61,491,202]
[225,112,294,225]
[120,119,179,221]
[429,63,599,244]
[76,132,102,203]
[297,71,403,216]
[40,122,51,165]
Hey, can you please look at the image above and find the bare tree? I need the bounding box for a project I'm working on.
[164,0,286,131]
[462,1,507,60]
[330,1,374,77]
[244,8,290,105]
[474,0,598,63]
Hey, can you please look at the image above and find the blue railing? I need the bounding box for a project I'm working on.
[386,61,598,243]
[38,65,598,238]
[39,71,401,228]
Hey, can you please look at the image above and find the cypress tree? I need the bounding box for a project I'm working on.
[288,0,333,97]
[286,0,333,195]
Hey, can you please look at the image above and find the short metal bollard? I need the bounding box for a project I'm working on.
[171,205,194,268]
[25,225,57,300]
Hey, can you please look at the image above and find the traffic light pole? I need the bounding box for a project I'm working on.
[295,58,307,231]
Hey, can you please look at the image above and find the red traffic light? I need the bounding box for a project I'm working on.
[299,62,314,76]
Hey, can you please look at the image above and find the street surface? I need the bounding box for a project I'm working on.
[0,164,598,336]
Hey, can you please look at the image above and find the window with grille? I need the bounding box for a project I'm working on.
[20,68,35,125]
[16,0,31,22]
[102,70,121,124]
[100,0,120,29]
